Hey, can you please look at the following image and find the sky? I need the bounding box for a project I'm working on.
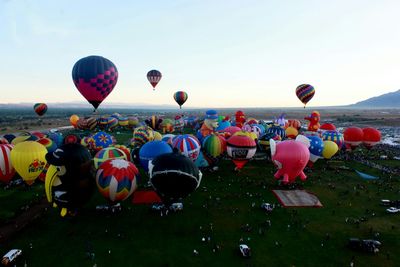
[1,0,400,108]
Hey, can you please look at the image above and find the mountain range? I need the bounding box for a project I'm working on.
[350,89,400,108]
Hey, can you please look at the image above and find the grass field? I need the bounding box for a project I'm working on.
[1,129,399,267]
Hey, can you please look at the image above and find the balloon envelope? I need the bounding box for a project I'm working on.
[173,91,188,109]
[72,55,118,110]
[147,69,162,89]
[295,84,315,107]
[96,159,139,202]
[139,141,173,172]
[362,127,381,149]
[0,144,15,184]
[34,103,47,116]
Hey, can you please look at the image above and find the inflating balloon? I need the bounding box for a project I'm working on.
[72,55,118,110]
[344,127,364,151]
[92,131,114,151]
[270,135,310,184]
[296,84,315,107]
[171,134,201,162]
[96,159,139,203]
[11,141,47,185]
[45,143,94,216]
[149,151,202,205]
[139,141,173,172]
[145,115,162,130]
[34,103,48,116]
[173,91,188,109]
[320,123,336,131]
[0,144,15,184]
[70,115,79,128]
[362,127,381,149]
[147,69,162,90]
[322,141,338,159]
[226,135,256,170]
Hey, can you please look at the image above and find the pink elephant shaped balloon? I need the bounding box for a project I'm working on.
[270,135,310,184]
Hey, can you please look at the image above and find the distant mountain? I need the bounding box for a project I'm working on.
[351,90,400,108]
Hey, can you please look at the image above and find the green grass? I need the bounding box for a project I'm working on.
[1,128,399,266]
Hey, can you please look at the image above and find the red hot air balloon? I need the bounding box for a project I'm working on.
[34,103,48,116]
[72,56,118,111]
[226,135,256,170]
[320,123,336,131]
[0,144,15,183]
[147,70,162,90]
[173,91,188,109]
[362,127,381,149]
[343,127,364,151]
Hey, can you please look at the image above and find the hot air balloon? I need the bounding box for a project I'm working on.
[45,143,94,217]
[70,115,80,128]
[34,103,48,116]
[132,126,154,148]
[226,135,256,170]
[128,117,140,128]
[307,136,324,167]
[92,131,114,151]
[171,134,201,162]
[106,116,119,131]
[37,138,57,153]
[11,141,47,185]
[296,84,315,107]
[173,91,188,109]
[234,110,246,128]
[266,125,286,140]
[322,141,338,159]
[72,55,118,111]
[320,123,336,131]
[145,115,163,130]
[258,132,281,151]
[94,147,127,169]
[201,134,226,167]
[149,151,202,205]
[286,119,302,130]
[114,145,131,162]
[322,130,344,149]
[139,141,173,172]
[147,69,162,90]
[96,159,139,203]
[362,127,381,149]
[0,144,15,184]
[64,134,81,145]
[343,127,364,151]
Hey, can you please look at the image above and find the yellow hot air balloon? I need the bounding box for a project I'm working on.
[10,141,47,185]
[153,131,162,141]
[233,130,258,141]
[322,140,339,159]
[70,114,80,128]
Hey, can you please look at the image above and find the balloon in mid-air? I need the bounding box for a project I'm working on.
[72,55,118,110]
[149,151,202,205]
[295,84,315,107]
[173,91,188,109]
[96,159,139,203]
[147,69,162,90]
[11,141,47,185]
[34,103,48,116]
[0,144,15,184]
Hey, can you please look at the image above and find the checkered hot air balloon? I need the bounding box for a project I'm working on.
[72,56,118,111]
[147,69,162,90]
[96,159,139,203]
[172,134,201,162]
[295,84,315,108]
[33,103,48,116]
[173,91,188,109]
[0,144,15,183]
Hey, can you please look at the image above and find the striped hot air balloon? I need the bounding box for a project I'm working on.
[0,144,15,183]
[96,158,139,203]
[132,126,155,148]
[147,69,162,90]
[266,125,286,140]
[295,84,315,108]
[201,134,226,166]
[171,134,201,162]
[173,91,188,109]
[34,103,48,116]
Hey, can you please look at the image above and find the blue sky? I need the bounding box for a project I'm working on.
[1,0,400,108]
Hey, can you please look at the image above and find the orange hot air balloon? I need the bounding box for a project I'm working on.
[70,115,80,128]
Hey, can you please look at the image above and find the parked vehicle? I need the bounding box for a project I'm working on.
[239,244,251,258]
[348,238,381,253]
[386,207,400,214]
[2,249,22,266]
